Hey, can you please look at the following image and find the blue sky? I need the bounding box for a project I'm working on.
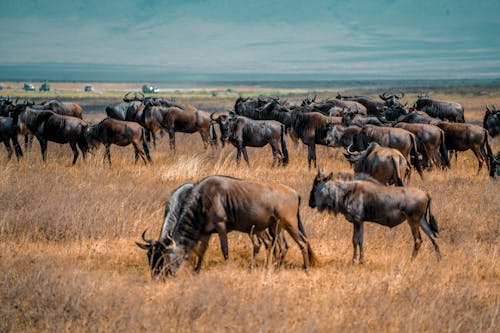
[1,0,499,79]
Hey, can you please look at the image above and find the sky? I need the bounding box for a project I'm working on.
[0,0,499,80]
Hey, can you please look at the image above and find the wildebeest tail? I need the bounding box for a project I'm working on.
[392,156,404,186]
[141,128,152,163]
[296,195,319,266]
[483,133,495,177]
[281,125,289,166]
[426,196,439,237]
[439,130,450,168]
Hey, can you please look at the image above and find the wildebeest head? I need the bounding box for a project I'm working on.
[343,144,362,164]
[210,111,230,142]
[136,230,176,278]
[84,123,102,150]
[309,168,333,209]
[123,92,145,103]
[380,91,404,108]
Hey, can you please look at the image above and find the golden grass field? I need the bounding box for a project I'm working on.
[0,86,499,332]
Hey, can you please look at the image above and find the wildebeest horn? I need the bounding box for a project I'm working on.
[141,229,153,245]
[123,92,133,102]
[347,144,356,155]
[380,92,392,100]
[210,112,219,121]
[395,92,404,99]
[164,235,176,248]
[229,111,236,118]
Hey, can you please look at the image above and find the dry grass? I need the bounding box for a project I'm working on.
[0,88,499,332]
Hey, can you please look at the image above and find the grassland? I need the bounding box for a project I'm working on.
[0,86,499,332]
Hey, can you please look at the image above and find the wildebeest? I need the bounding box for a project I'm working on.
[483,105,500,137]
[141,182,288,275]
[394,122,450,168]
[437,122,495,176]
[213,112,289,167]
[234,96,280,116]
[85,118,152,165]
[143,104,214,150]
[302,96,367,116]
[0,116,23,160]
[327,124,422,176]
[396,111,441,125]
[413,96,465,123]
[344,142,411,186]
[290,110,337,168]
[39,99,84,119]
[136,175,318,276]
[309,170,441,263]
[17,108,88,164]
[337,92,404,116]
[234,97,294,130]
[341,111,392,127]
[150,97,198,112]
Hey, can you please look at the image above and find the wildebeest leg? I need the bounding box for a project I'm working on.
[471,146,484,174]
[249,225,262,268]
[281,223,311,269]
[3,140,13,160]
[12,136,23,160]
[104,145,112,164]
[37,137,48,162]
[419,216,442,261]
[194,234,211,273]
[214,222,229,261]
[352,222,364,264]
[69,141,79,165]
[132,142,148,165]
[242,147,250,167]
[168,127,176,151]
[409,220,423,260]
[307,143,317,169]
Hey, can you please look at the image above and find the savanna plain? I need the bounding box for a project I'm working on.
[0,84,499,332]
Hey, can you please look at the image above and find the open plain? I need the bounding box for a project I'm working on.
[0,84,499,332]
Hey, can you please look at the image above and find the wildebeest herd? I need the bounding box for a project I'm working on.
[1,91,499,278]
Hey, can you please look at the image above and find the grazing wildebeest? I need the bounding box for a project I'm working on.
[290,110,337,168]
[344,143,411,186]
[40,99,84,119]
[413,96,465,123]
[142,105,214,150]
[136,175,317,276]
[484,105,500,137]
[309,170,441,263]
[0,116,23,160]
[395,122,450,168]
[17,108,88,164]
[143,182,288,274]
[85,118,152,165]
[437,122,495,176]
[216,112,288,167]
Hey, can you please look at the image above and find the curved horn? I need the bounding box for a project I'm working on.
[141,229,153,245]
[395,92,404,99]
[123,92,133,102]
[229,111,236,118]
[379,92,391,100]
[210,112,219,121]
[347,144,356,155]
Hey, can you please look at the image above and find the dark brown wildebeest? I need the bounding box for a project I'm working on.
[302,96,367,116]
[309,170,441,264]
[85,118,152,165]
[136,175,318,277]
[290,110,338,168]
[337,92,404,116]
[0,116,23,160]
[143,105,214,150]
[396,110,441,125]
[212,112,289,167]
[39,99,84,119]
[151,97,198,112]
[142,182,288,275]
[437,122,495,176]
[17,108,88,164]
[344,142,411,186]
[341,111,392,127]
[484,105,500,138]
[394,122,450,169]
[413,96,465,123]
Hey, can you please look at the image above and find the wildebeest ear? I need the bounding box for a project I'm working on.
[135,242,151,250]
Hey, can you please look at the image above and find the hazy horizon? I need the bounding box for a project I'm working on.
[1,1,499,81]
